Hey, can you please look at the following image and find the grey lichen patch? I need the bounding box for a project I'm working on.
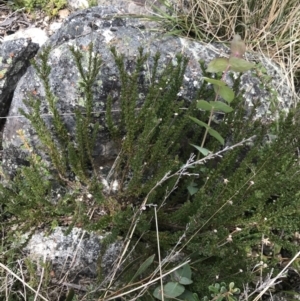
[23,227,106,279]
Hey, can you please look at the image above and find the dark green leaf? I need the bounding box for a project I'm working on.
[190,144,211,156]
[178,290,199,301]
[164,282,185,298]
[203,77,226,86]
[130,254,155,282]
[189,117,209,129]
[196,100,213,111]
[210,101,233,113]
[215,86,235,103]
[208,127,224,145]
[177,264,192,279]
[187,182,199,196]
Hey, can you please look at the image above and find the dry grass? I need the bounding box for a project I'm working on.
[147,0,300,101]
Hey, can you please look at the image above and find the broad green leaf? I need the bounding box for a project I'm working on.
[130,254,155,282]
[178,290,199,301]
[153,287,165,300]
[220,286,227,293]
[203,77,226,86]
[177,264,192,279]
[164,282,185,298]
[229,57,255,72]
[178,276,193,285]
[214,85,235,103]
[190,144,210,156]
[208,127,224,145]
[189,117,209,129]
[229,282,235,290]
[209,285,219,293]
[187,182,199,196]
[210,101,233,113]
[196,100,213,111]
[206,57,229,73]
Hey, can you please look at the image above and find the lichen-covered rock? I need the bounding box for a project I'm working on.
[0,38,39,121]
[1,6,293,178]
[22,227,122,283]
[3,28,49,46]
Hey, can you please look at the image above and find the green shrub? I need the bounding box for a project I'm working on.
[1,39,300,299]
[8,0,67,17]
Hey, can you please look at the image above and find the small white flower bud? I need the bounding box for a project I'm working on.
[227,235,233,242]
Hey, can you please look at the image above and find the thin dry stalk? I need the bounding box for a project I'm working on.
[102,260,190,301]
[17,259,27,301]
[154,205,164,301]
[34,254,47,301]
[251,250,300,301]
[0,262,49,301]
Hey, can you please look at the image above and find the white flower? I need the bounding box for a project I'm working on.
[112,180,119,192]
[262,237,272,246]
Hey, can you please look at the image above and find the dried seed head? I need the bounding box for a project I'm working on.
[230,34,246,58]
